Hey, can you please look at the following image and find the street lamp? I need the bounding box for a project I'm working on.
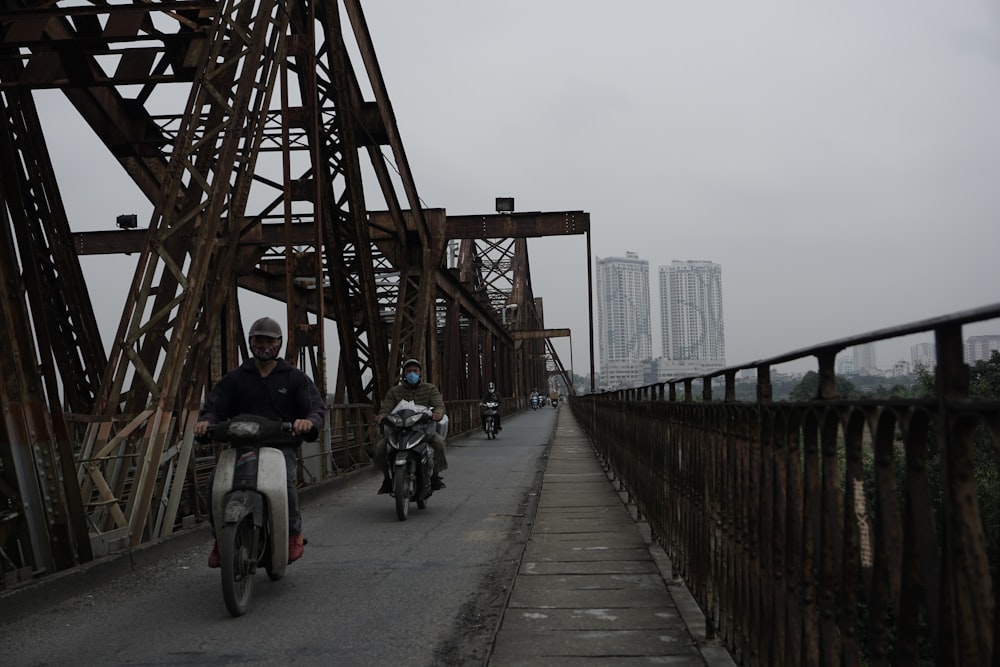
[495,197,514,213]
[502,303,518,326]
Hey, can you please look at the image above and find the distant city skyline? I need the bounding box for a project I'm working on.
[595,251,997,389]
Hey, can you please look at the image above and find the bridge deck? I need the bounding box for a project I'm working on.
[486,407,736,666]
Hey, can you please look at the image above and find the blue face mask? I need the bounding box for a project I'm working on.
[404,372,420,385]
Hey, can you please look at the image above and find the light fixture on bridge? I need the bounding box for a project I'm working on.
[116,213,138,229]
[502,303,518,326]
[495,197,514,213]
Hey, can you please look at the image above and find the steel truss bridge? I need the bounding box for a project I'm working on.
[0,0,591,583]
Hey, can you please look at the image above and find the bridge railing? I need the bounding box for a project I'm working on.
[570,303,1000,666]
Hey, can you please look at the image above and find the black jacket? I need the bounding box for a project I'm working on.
[199,358,326,449]
[481,390,502,404]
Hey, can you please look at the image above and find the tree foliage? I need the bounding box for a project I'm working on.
[785,370,859,401]
[971,350,1000,399]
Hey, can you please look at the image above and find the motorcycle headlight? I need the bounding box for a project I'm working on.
[386,414,404,426]
[402,413,424,427]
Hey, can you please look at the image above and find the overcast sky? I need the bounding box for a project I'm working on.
[39,1,1000,384]
[355,1,1000,376]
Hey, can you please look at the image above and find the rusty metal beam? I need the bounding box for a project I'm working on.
[79,0,290,547]
[447,211,590,239]
[513,328,571,340]
[4,0,590,580]
[73,210,589,254]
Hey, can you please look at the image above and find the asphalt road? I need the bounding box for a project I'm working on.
[3,405,559,667]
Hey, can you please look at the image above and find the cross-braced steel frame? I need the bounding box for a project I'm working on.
[0,0,589,582]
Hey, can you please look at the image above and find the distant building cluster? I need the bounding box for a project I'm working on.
[966,335,1000,364]
[833,334,999,380]
[595,253,724,390]
[593,251,997,392]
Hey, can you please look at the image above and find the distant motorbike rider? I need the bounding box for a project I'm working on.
[481,382,503,431]
[373,358,448,494]
[195,316,326,567]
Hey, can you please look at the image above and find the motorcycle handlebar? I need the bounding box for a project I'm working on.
[196,416,296,444]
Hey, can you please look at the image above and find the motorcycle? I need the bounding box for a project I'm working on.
[481,400,500,439]
[382,403,438,521]
[203,414,316,617]
[530,395,540,410]
[551,397,559,408]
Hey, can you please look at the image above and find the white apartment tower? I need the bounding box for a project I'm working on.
[595,252,652,389]
[853,343,878,374]
[659,260,725,363]
[911,342,936,372]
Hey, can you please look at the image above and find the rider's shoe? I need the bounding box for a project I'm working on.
[378,476,392,494]
[431,475,446,490]
[207,542,221,568]
[288,534,304,563]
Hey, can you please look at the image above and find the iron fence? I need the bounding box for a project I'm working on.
[572,303,1000,665]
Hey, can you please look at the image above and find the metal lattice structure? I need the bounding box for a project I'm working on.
[0,0,589,583]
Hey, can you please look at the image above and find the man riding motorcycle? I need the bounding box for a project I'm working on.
[195,316,325,567]
[373,359,448,494]
[481,382,503,431]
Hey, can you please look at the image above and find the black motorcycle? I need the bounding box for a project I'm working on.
[481,400,500,439]
[382,405,437,521]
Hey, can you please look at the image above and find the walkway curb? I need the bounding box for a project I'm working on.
[485,405,736,666]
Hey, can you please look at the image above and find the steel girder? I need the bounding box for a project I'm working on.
[0,0,590,581]
[0,0,478,558]
[449,211,591,399]
[0,67,97,575]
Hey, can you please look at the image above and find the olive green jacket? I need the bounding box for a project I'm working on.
[378,380,446,419]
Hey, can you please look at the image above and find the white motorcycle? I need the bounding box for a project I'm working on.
[204,415,315,616]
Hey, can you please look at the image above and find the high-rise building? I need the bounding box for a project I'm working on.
[853,343,878,374]
[966,335,1000,363]
[837,353,856,376]
[595,252,652,389]
[911,342,936,372]
[659,260,725,364]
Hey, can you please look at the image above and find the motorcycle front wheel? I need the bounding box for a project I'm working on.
[220,516,258,617]
[394,471,410,521]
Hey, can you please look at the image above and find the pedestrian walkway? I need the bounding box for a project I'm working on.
[485,406,737,666]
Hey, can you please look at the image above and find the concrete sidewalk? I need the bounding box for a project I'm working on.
[485,406,736,666]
